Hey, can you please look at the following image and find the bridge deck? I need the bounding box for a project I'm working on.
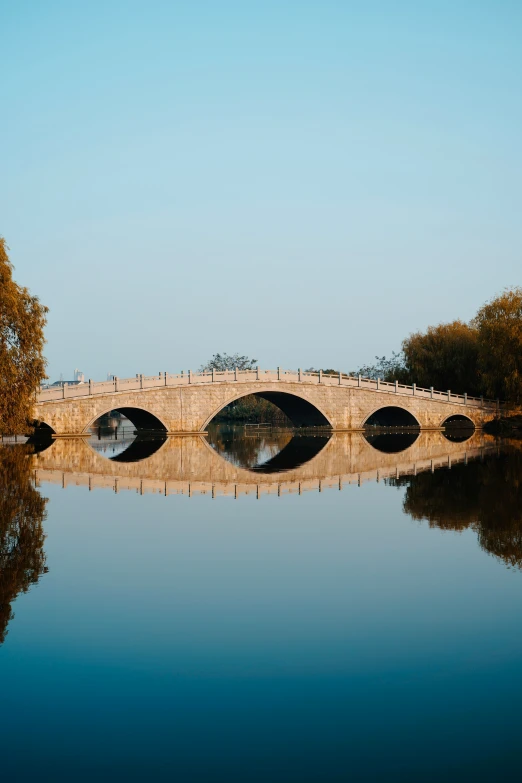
[38,368,499,410]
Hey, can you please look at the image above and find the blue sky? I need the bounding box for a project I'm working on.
[1,1,521,381]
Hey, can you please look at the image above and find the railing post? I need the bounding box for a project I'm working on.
[430,386,433,399]
[395,380,398,393]
[412,383,416,396]
[358,374,361,387]
[376,377,380,390]
[318,369,322,384]
[115,376,118,392]
[89,379,92,395]
[447,389,451,401]
[188,370,192,384]
[211,369,215,382]
[298,368,302,382]
[339,371,342,385]
[140,374,143,389]
[165,372,167,386]
[63,383,66,399]
[256,366,259,380]
[464,392,467,405]
[235,366,238,381]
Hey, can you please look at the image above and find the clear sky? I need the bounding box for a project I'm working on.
[1,1,521,382]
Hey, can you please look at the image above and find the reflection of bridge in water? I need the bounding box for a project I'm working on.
[32,431,499,499]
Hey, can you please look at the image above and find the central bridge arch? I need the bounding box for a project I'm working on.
[201,389,333,430]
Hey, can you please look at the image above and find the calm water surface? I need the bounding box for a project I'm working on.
[1,424,522,781]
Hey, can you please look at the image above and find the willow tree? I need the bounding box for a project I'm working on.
[401,320,480,396]
[0,238,48,434]
[475,287,522,402]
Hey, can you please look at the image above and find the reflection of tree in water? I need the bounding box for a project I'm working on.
[0,446,48,644]
[388,446,522,568]
[207,425,293,469]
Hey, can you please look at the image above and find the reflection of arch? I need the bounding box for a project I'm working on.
[363,406,420,428]
[364,432,419,453]
[83,407,168,433]
[201,389,333,430]
[200,429,334,475]
[90,434,168,463]
[250,435,331,473]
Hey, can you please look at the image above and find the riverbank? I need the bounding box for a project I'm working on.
[484,415,522,438]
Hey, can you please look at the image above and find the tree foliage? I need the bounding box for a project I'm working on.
[401,321,480,395]
[0,238,48,434]
[474,287,522,402]
[0,445,48,644]
[199,353,257,372]
[393,289,522,401]
[349,352,409,382]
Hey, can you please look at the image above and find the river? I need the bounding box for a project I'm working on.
[1,423,521,781]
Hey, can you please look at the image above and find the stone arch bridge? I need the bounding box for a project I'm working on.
[35,368,500,436]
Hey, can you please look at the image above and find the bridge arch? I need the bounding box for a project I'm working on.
[441,414,475,429]
[201,388,333,430]
[32,420,56,436]
[362,405,420,428]
[83,406,168,433]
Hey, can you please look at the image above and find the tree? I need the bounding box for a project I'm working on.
[199,353,258,372]
[401,321,480,395]
[0,445,48,644]
[0,238,48,434]
[474,287,522,402]
[304,367,345,378]
[350,351,409,382]
[305,354,408,381]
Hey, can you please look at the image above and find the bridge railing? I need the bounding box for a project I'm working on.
[37,368,501,410]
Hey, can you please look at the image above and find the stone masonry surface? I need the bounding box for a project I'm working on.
[35,376,499,435]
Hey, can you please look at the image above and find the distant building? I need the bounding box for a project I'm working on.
[43,369,86,389]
